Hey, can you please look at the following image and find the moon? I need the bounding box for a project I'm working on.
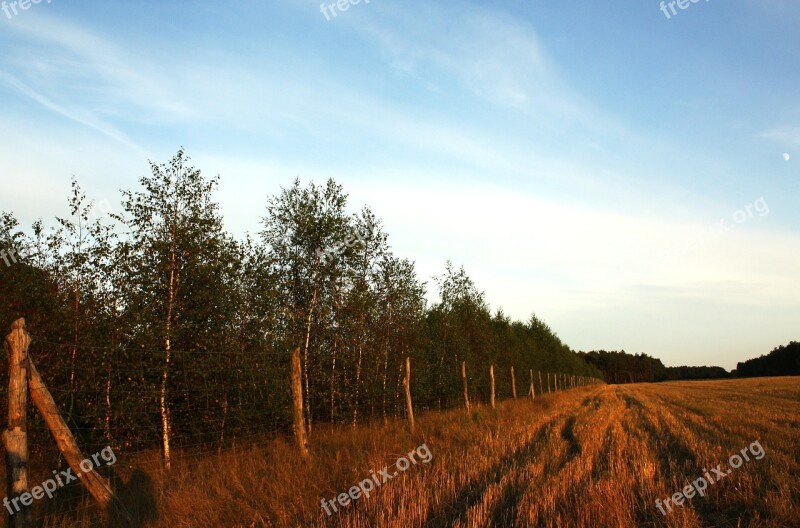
[783,153,791,161]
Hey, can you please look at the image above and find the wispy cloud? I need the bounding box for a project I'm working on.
[0,71,147,155]
[351,2,610,126]
[761,126,800,148]
[0,13,194,150]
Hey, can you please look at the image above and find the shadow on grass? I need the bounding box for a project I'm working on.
[108,470,157,528]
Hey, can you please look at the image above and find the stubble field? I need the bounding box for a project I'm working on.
[41,377,800,528]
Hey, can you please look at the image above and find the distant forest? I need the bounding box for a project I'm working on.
[0,149,602,461]
[580,343,799,384]
[736,342,800,378]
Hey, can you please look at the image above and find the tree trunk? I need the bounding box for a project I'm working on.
[490,365,496,409]
[68,285,79,420]
[529,369,535,399]
[403,357,414,434]
[161,213,180,472]
[461,361,470,414]
[382,307,392,423]
[353,341,363,427]
[104,346,113,444]
[302,287,318,434]
[330,338,337,426]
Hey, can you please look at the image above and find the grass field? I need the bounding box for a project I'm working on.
[41,377,800,527]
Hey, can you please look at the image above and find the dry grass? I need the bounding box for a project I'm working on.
[33,377,800,527]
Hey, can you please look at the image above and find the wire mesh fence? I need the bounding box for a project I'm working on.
[1,330,599,527]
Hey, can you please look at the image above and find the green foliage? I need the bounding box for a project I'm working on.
[1,150,602,455]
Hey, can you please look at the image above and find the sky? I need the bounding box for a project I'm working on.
[0,0,798,370]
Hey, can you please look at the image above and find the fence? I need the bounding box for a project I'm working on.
[3,318,602,526]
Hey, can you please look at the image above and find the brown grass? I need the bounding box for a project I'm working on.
[32,377,800,527]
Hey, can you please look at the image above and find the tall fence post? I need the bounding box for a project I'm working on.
[403,357,415,434]
[462,361,470,414]
[490,365,496,409]
[290,347,310,459]
[547,372,551,393]
[538,371,543,395]
[510,366,517,400]
[4,318,31,528]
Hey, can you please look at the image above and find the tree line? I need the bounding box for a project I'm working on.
[580,343,799,384]
[577,350,674,383]
[735,342,800,378]
[0,149,602,467]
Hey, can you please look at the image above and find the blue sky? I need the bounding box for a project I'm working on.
[1,0,798,369]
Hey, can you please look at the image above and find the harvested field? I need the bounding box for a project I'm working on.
[58,377,797,527]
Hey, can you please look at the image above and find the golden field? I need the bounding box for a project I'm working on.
[41,377,799,527]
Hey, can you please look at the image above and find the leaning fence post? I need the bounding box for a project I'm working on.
[490,365,496,409]
[510,366,517,399]
[26,354,130,521]
[538,371,543,395]
[4,318,31,528]
[403,357,415,434]
[290,347,310,459]
[462,361,470,414]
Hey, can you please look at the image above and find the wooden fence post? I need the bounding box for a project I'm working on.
[4,319,31,528]
[403,357,415,434]
[462,361,470,414]
[528,369,535,399]
[510,366,517,399]
[547,372,551,393]
[538,371,543,396]
[290,347,310,459]
[490,365,496,409]
[26,354,129,521]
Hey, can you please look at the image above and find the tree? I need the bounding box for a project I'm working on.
[116,148,230,469]
[259,178,351,432]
